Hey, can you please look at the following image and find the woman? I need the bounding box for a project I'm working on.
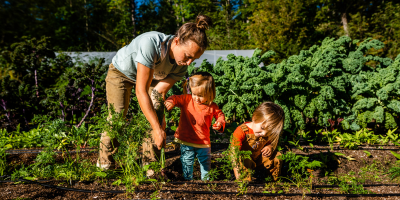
[97,15,213,170]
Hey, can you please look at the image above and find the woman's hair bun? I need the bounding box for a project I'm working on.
[196,15,212,31]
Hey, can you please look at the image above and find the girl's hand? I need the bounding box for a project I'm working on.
[164,101,175,111]
[212,122,222,130]
[261,145,272,157]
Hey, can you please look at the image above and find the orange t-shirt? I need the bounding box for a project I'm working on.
[166,94,225,145]
[231,122,253,150]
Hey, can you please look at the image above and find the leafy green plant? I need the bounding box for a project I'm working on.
[206,183,218,192]
[363,150,372,158]
[235,178,250,196]
[288,138,305,152]
[390,151,400,160]
[299,130,318,147]
[0,142,9,176]
[321,129,340,150]
[358,162,384,183]
[334,152,356,161]
[385,164,400,180]
[386,128,400,144]
[263,182,284,194]
[334,128,381,149]
[213,145,253,195]
[205,168,220,181]
[278,152,323,196]
[0,36,71,128]
[328,173,373,194]
[68,123,97,148]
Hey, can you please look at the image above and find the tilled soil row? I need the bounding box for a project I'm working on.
[4,145,400,199]
[2,179,400,200]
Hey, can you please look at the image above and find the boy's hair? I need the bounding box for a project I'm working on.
[252,102,285,152]
[188,71,216,105]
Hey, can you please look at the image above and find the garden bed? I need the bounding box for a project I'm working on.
[2,144,400,199]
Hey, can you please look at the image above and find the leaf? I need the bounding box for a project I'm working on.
[391,151,400,160]
[332,155,341,164]
[345,155,356,161]
[309,143,314,148]
[112,179,122,186]
[143,164,150,171]
[80,85,92,97]
[170,126,177,131]
[363,150,372,157]
[94,171,107,178]
[334,152,346,156]
[23,177,37,181]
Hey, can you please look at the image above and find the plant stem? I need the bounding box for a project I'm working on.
[77,80,95,128]
[35,70,39,98]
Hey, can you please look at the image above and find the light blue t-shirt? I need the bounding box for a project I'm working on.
[112,31,188,82]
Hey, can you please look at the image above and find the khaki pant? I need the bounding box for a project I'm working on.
[98,64,161,168]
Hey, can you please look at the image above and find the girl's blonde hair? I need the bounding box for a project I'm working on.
[185,71,215,105]
[252,102,285,152]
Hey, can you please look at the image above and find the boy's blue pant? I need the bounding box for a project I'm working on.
[180,144,211,181]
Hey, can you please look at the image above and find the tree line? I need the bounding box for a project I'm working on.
[1,0,400,60]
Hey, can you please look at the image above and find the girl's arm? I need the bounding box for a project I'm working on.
[212,106,226,132]
[136,62,165,150]
[165,94,186,109]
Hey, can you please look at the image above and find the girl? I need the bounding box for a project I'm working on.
[97,15,213,170]
[165,72,225,180]
[230,102,285,181]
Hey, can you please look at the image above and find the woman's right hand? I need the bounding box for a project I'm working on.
[165,101,175,111]
[153,128,167,150]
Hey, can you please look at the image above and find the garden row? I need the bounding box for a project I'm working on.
[2,140,400,199]
[1,107,400,199]
[2,36,400,133]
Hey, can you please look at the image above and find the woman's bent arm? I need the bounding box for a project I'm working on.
[136,62,166,150]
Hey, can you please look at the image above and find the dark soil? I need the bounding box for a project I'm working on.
[2,144,400,199]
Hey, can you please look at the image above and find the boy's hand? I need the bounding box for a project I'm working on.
[164,101,174,111]
[212,122,222,130]
[261,145,272,157]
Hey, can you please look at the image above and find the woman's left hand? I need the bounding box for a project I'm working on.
[212,122,222,130]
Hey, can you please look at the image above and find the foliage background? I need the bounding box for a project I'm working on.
[1,0,400,132]
[1,0,399,60]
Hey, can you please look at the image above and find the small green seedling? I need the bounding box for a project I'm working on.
[385,165,400,180]
[363,151,372,158]
[112,179,122,186]
[334,152,356,161]
[390,151,400,161]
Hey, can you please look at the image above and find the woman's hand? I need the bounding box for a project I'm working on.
[165,101,175,111]
[153,129,167,149]
[261,145,272,157]
[212,122,222,130]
